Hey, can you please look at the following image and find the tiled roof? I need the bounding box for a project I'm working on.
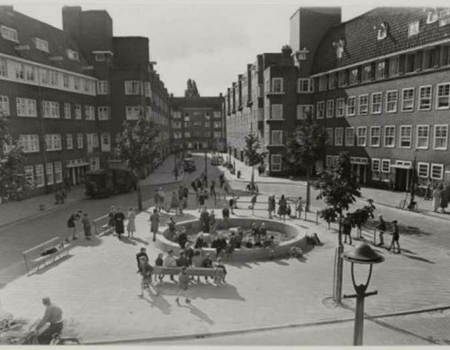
[312,7,450,74]
[171,97,223,109]
[0,7,93,76]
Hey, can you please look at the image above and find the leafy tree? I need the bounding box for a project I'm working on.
[243,133,266,185]
[116,114,160,210]
[0,114,34,202]
[348,199,376,238]
[285,114,328,211]
[315,152,361,303]
[319,207,337,229]
[185,79,200,98]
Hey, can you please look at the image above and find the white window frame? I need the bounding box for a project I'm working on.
[326,128,333,145]
[316,101,325,119]
[326,155,333,168]
[433,124,448,150]
[35,38,49,52]
[370,126,381,147]
[271,130,283,145]
[419,85,432,111]
[399,125,412,149]
[0,95,10,116]
[1,25,18,42]
[54,162,62,184]
[381,159,391,173]
[46,163,54,185]
[67,49,79,61]
[326,100,334,118]
[77,133,83,149]
[85,105,95,120]
[64,103,71,119]
[271,104,283,120]
[124,81,141,95]
[97,81,109,95]
[430,163,444,180]
[408,21,420,37]
[372,158,381,172]
[386,90,398,113]
[296,105,313,120]
[271,154,282,172]
[346,96,356,117]
[358,94,369,115]
[336,98,345,117]
[371,92,382,114]
[271,78,283,93]
[35,164,44,188]
[384,125,396,148]
[42,101,60,119]
[16,98,37,117]
[436,83,450,109]
[66,134,73,150]
[335,127,343,146]
[100,133,111,152]
[357,127,367,147]
[98,106,110,121]
[417,162,430,178]
[402,87,415,112]
[416,125,429,149]
[345,127,355,147]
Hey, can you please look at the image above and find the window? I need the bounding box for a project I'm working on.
[328,73,336,90]
[66,134,73,150]
[63,103,71,119]
[67,49,79,61]
[427,11,439,24]
[74,104,82,120]
[15,62,24,80]
[74,77,80,90]
[326,128,333,145]
[16,98,37,117]
[97,81,109,95]
[440,9,450,27]
[358,95,369,115]
[372,158,381,180]
[399,125,412,148]
[430,163,444,180]
[1,25,18,42]
[376,61,386,79]
[271,78,283,93]
[54,162,62,184]
[271,131,283,145]
[85,106,95,120]
[271,155,282,172]
[381,159,391,173]
[144,82,152,97]
[318,76,327,91]
[0,95,9,116]
[214,111,221,119]
[24,165,34,185]
[436,83,450,109]
[336,98,345,117]
[184,132,191,138]
[389,57,399,76]
[77,133,83,149]
[126,106,141,120]
[384,126,396,148]
[419,86,432,110]
[35,38,49,52]
[0,58,7,77]
[35,164,44,188]
[405,53,416,73]
[326,100,334,118]
[377,23,388,40]
[213,121,222,128]
[346,96,356,116]
[297,105,313,120]
[357,127,367,147]
[338,70,348,87]
[271,104,283,120]
[173,132,182,139]
[423,49,437,70]
[386,90,398,113]
[125,81,141,95]
[416,125,430,149]
[418,162,429,178]
[45,134,62,151]
[46,163,54,185]
[370,127,381,147]
[326,155,333,168]
[214,131,222,138]
[173,112,181,119]
[95,53,106,62]
[408,21,420,37]
[434,125,448,150]
[349,68,359,85]
[42,101,60,119]
[362,64,373,81]
[98,106,110,121]
[18,134,40,153]
[184,122,190,128]
[345,127,355,146]
[335,128,343,146]
[371,92,382,114]
[402,88,415,112]
[101,133,111,152]
[316,101,325,119]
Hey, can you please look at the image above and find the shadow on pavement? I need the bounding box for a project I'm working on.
[118,237,138,246]
[34,254,74,275]
[73,236,103,247]
[131,237,149,246]
[140,293,173,315]
[178,304,215,325]
[156,282,245,301]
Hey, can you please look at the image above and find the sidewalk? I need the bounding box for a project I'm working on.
[0,155,185,229]
[2,188,450,344]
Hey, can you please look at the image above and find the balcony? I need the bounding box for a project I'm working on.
[266,90,285,96]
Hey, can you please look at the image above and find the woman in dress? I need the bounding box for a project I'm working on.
[433,184,443,212]
[81,213,92,240]
[296,197,303,220]
[149,208,160,242]
[127,207,136,238]
[114,207,125,240]
[108,205,116,234]
[278,195,287,222]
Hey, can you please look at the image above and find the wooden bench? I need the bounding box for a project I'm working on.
[22,237,71,276]
[152,266,225,279]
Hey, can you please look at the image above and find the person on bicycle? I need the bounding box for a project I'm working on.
[35,297,63,344]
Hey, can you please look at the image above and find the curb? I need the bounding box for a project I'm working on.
[84,303,450,345]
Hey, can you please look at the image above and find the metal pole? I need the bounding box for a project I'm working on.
[353,290,365,346]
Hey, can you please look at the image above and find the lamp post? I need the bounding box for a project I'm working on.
[342,244,384,346]
[410,149,418,205]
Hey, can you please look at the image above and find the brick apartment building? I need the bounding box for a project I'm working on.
[0,5,171,196]
[170,96,225,153]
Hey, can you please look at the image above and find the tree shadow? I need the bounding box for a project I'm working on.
[157,282,246,301]
[131,237,149,246]
[140,293,173,315]
[402,253,435,264]
[178,304,215,325]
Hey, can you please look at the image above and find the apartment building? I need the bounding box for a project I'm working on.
[307,7,450,190]
[0,5,172,196]
[170,96,225,153]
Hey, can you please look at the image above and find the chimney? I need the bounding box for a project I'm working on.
[0,5,14,12]
[62,6,82,39]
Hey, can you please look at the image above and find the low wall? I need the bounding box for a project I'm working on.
[155,217,310,262]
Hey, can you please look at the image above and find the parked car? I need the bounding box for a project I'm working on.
[183,158,196,172]
[211,155,223,166]
[85,169,137,198]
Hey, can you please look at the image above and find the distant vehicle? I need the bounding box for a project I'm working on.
[183,158,196,172]
[211,155,223,166]
[85,169,137,198]
[185,152,193,159]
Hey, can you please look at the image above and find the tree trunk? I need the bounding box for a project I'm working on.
[251,166,255,186]
[334,212,344,303]
[306,166,311,212]
[137,179,143,211]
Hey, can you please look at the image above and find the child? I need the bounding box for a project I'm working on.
[175,266,191,305]
[155,253,164,282]
[249,193,257,216]
[139,256,159,297]
[214,257,227,285]
[296,197,303,220]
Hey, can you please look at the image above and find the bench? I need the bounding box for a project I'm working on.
[22,237,71,276]
[93,214,110,236]
[152,266,225,279]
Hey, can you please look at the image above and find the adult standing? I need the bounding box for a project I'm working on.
[136,247,148,273]
[66,210,82,242]
[138,256,159,297]
[198,189,205,212]
[107,206,116,235]
[441,183,449,213]
[296,197,303,220]
[388,220,401,254]
[268,195,275,219]
[158,187,166,212]
[149,208,160,242]
[342,214,353,245]
[200,207,210,233]
[81,213,92,240]
[168,191,180,214]
[153,190,160,213]
[163,250,177,282]
[175,267,191,305]
[209,210,216,234]
[249,193,257,216]
[183,185,189,208]
[278,195,287,221]
[222,204,230,228]
[35,297,63,345]
[376,215,386,246]
[114,207,125,240]
[432,184,443,212]
[210,179,217,204]
[127,207,136,238]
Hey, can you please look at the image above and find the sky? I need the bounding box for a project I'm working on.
[7,0,449,96]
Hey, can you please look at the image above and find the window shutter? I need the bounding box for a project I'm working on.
[399,54,405,75]
[415,50,423,71]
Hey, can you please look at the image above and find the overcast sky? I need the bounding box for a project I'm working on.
[9,0,449,96]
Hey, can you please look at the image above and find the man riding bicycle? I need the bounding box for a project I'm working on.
[34,297,63,344]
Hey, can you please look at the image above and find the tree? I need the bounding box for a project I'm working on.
[349,199,376,238]
[315,152,361,303]
[184,79,200,98]
[0,114,34,202]
[243,133,266,186]
[285,114,328,212]
[116,114,160,210]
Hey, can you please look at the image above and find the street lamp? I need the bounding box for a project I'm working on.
[409,149,418,206]
[342,244,385,346]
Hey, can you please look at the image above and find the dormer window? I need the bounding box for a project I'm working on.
[93,51,113,62]
[427,10,439,24]
[1,25,18,42]
[408,21,420,37]
[439,9,450,27]
[333,40,345,59]
[35,38,49,53]
[376,22,388,40]
[67,49,79,61]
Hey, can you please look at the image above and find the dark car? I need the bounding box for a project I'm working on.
[183,158,196,172]
[85,169,137,198]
